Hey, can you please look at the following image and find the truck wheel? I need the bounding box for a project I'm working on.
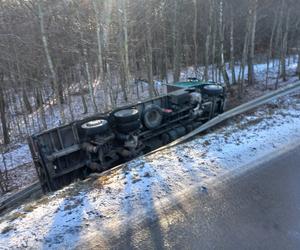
[175,126,186,137]
[81,119,109,136]
[161,133,170,144]
[202,84,223,96]
[167,130,178,141]
[186,124,193,133]
[143,104,163,130]
[117,120,141,133]
[113,108,139,123]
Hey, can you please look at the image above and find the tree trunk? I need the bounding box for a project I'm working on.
[274,0,285,89]
[22,87,32,114]
[163,12,169,83]
[229,7,236,85]
[145,7,155,97]
[173,0,182,82]
[38,0,65,123]
[211,0,217,82]
[204,0,213,81]
[84,49,98,113]
[0,77,9,145]
[77,8,98,113]
[93,0,107,110]
[266,9,278,88]
[274,0,284,55]
[239,12,251,98]
[66,73,74,121]
[280,8,290,81]
[120,0,130,102]
[193,0,198,68]
[218,0,230,89]
[248,0,258,85]
[35,86,47,130]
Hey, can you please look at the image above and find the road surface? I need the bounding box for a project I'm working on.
[88,143,300,250]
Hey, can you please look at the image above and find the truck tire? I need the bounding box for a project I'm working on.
[81,119,109,136]
[186,124,193,133]
[175,126,186,137]
[143,104,163,130]
[202,84,223,96]
[116,120,141,133]
[113,108,139,123]
[167,130,178,141]
[161,133,171,144]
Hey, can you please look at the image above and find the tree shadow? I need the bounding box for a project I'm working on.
[118,161,191,249]
[42,193,87,249]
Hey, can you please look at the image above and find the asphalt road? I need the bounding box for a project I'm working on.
[104,143,300,250]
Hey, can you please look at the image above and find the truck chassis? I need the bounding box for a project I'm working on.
[28,83,226,192]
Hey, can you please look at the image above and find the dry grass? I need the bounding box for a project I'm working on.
[1,225,14,234]
[7,212,26,222]
[23,204,37,213]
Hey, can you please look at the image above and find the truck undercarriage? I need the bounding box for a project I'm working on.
[28,83,226,192]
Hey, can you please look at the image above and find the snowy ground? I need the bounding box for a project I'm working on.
[1,56,299,172]
[0,90,299,249]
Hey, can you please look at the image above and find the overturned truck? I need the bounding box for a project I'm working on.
[28,81,226,192]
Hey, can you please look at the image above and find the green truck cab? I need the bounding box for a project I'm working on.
[167,77,224,93]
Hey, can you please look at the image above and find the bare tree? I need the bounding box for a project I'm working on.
[266,7,279,88]
[229,6,236,85]
[37,0,65,123]
[0,75,9,145]
[93,0,107,110]
[218,0,230,88]
[248,0,258,85]
[238,10,251,98]
[119,0,130,102]
[204,0,213,81]
[193,0,198,68]
[173,0,183,82]
[0,0,300,150]
[145,1,155,97]
[280,7,291,81]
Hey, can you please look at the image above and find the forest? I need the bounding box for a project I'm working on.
[0,0,300,147]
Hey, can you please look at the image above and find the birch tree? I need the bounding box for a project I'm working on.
[218,0,230,88]
[238,10,251,98]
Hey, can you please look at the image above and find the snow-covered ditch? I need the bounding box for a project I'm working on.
[0,90,300,249]
[1,55,299,172]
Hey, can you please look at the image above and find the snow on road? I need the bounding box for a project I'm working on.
[0,92,300,249]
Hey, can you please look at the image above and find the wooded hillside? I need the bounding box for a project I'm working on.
[0,0,300,145]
